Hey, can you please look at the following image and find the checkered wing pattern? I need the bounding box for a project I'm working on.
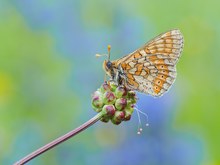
[114,29,184,97]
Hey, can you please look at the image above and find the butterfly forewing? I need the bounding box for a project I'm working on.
[114,29,184,97]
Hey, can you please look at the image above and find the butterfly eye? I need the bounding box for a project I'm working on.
[106,61,112,69]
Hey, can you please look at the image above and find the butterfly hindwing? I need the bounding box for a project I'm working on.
[114,29,184,97]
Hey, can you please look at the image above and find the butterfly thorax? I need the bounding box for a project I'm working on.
[103,60,125,85]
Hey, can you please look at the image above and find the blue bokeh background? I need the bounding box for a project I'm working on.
[0,0,219,164]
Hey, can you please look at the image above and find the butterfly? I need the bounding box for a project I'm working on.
[100,29,184,97]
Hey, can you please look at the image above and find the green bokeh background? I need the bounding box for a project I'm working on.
[0,0,219,164]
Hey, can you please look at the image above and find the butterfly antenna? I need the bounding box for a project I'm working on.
[107,45,111,61]
[95,45,111,60]
[95,54,108,58]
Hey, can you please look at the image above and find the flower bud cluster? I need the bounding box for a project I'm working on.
[92,81,137,125]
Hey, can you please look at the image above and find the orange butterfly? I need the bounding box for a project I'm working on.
[99,29,184,97]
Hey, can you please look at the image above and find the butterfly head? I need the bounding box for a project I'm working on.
[96,45,115,78]
[103,60,113,77]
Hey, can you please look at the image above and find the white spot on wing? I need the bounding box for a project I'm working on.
[129,68,137,74]
[140,50,147,56]
[171,30,180,35]
[144,62,151,66]
[169,71,177,77]
[148,66,156,70]
[166,77,173,84]
[163,83,170,90]
[168,66,176,71]
[129,61,136,67]
[138,58,145,63]
[147,75,154,81]
[140,70,146,76]
[155,40,164,44]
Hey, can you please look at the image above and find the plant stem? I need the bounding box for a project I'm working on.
[14,113,103,165]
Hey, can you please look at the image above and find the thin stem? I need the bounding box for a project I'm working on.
[14,113,103,165]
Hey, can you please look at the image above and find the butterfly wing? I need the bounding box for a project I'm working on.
[114,29,184,97]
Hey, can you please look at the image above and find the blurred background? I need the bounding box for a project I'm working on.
[0,0,219,164]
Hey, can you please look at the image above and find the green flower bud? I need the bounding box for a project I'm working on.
[109,82,117,92]
[113,111,125,121]
[100,116,110,123]
[91,91,103,110]
[127,91,137,104]
[125,106,134,114]
[103,91,116,105]
[100,82,111,93]
[91,81,138,125]
[111,111,125,125]
[115,86,127,98]
[126,100,136,108]
[92,104,102,112]
[124,111,132,121]
[127,90,136,99]
[111,118,121,125]
[115,98,127,111]
[102,105,116,117]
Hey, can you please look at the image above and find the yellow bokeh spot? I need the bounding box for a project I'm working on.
[0,72,13,101]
